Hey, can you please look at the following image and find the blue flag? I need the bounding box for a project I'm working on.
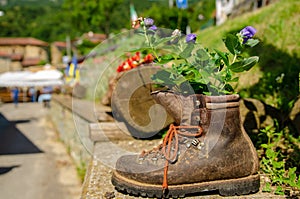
[72,55,78,77]
[176,0,188,9]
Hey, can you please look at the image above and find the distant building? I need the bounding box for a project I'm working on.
[216,0,274,25]
[216,0,235,25]
[0,37,49,72]
[51,32,106,68]
[80,31,107,44]
[51,41,67,67]
[0,51,10,73]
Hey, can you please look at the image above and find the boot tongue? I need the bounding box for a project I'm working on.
[180,95,195,126]
[151,91,199,125]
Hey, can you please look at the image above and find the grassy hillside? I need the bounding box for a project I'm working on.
[197,0,300,111]
[198,0,300,54]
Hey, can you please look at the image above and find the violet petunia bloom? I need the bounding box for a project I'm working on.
[186,33,197,43]
[149,25,157,31]
[240,26,257,43]
[144,18,154,26]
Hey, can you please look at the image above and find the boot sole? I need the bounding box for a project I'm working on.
[112,171,260,198]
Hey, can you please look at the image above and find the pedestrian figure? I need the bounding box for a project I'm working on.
[11,87,19,107]
[28,87,36,102]
[38,86,53,108]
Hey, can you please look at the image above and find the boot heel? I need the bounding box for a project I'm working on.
[218,175,260,196]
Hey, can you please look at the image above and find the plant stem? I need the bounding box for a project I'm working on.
[143,26,160,62]
[232,54,237,64]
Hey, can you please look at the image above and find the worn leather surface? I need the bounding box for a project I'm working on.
[115,92,259,185]
[151,91,198,126]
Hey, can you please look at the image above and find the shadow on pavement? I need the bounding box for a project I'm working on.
[0,113,43,155]
[0,165,20,175]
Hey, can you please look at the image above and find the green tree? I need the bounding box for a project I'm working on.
[142,0,215,33]
[0,4,74,42]
[63,0,124,36]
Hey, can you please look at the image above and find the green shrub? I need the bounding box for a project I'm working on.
[259,125,300,196]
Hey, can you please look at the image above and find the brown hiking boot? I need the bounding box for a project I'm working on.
[112,91,260,198]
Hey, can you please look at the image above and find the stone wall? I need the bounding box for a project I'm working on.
[0,57,10,73]
[0,45,24,54]
[0,44,48,70]
[24,45,48,60]
[50,44,62,66]
[49,95,93,171]
[49,94,114,172]
[10,61,22,71]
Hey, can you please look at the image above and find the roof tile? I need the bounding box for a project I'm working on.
[0,37,48,46]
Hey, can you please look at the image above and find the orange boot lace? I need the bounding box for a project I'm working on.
[161,124,203,192]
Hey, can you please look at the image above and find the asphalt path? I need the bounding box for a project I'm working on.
[0,102,81,199]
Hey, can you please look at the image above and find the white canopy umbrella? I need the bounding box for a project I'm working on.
[0,71,33,81]
[0,71,33,87]
[0,70,64,87]
[25,69,63,81]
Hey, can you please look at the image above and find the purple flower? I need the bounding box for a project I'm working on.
[144,18,154,26]
[186,33,197,43]
[240,26,257,43]
[149,25,157,31]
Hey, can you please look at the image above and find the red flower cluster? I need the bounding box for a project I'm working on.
[116,52,154,72]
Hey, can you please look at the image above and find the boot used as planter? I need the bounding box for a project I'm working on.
[112,90,260,198]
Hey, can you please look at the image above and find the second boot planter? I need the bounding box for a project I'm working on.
[112,90,260,198]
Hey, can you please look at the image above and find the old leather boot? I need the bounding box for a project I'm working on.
[149,90,196,126]
[112,92,260,198]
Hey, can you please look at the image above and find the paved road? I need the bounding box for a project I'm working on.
[0,102,82,199]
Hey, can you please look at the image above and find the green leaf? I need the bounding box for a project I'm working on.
[196,48,210,61]
[198,70,210,84]
[285,167,297,187]
[246,39,260,47]
[261,144,269,149]
[150,35,156,44]
[161,54,174,61]
[179,43,194,59]
[273,161,284,169]
[224,84,234,93]
[266,148,276,159]
[214,49,229,66]
[158,54,175,64]
[203,91,211,95]
[274,186,285,195]
[224,34,240,55]
[151,70,175,85]
[173,76,188,86]
[153,36,174,47]
[128,47,151,53]
[262,182,271,192]
[288,167,297,178]
[229,56,259,72]
[227,77,239,82]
